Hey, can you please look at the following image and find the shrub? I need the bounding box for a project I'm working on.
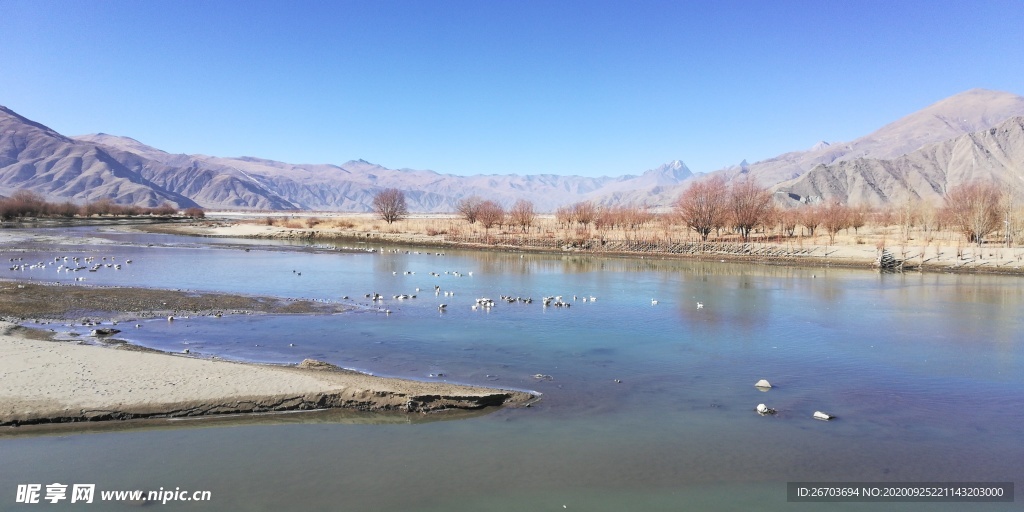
[183,207,206,219]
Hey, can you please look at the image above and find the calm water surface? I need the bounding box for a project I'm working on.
[2,226,1022,511]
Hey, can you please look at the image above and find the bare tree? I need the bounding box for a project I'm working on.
[554,205,572,228]
[476,200,505,232]
[456,195,484,224]
[820,201,850,245]
[184,207,206,219]
[916,200,940,240]
[943,182,1001,246]
[778,207,799,238]
[798,204,821,237]
[620,205,653,232]
[151,202,178,216]
[895,198,918,241]
[508,199,535,233]
[373,188,408,224]
[848,205,868,234]
[728,178,773,241]
[0,191,47,219]
[52,201,80,218]
[571,201,597,228]
[674,176,728,241]
[999,186,1020,247]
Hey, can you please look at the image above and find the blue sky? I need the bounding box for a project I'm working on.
[1,1,1022,177]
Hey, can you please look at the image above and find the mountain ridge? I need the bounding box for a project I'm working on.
[775,115,1024,205]
[2,88,1023,211]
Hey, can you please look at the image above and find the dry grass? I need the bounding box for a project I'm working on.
[251,212,1024,251]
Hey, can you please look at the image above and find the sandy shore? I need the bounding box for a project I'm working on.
[0,322,535,427]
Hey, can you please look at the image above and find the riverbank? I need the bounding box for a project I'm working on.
[0,321,535,427]
[160,219,1024,275]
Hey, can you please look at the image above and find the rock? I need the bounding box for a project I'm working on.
[754,379,772,389]
[756,403,776,415]
[90,328,121,337]
[813,411,835,421]
[297,359,341,371]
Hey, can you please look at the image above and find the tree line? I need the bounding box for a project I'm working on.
[0,191,204,220]
[374,179,1019,247]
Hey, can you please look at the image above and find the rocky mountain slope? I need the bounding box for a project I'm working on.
[578,89,1024,208]
[726,88,1024,185]
[775,115,1024,205]
[0,107,198,208]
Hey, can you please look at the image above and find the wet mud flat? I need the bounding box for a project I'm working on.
[0,280,349,323]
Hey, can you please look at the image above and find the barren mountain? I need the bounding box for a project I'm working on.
[723,88,1024,186]
[775,116,1024,205]
[0,107,197,208]
[3,88,1023,212]
[590,89,1024,208]
[75,134,690,212]
[583,160,693,208]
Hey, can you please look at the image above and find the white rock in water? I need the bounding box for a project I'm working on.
[756,403,776,415]
[813,411,834,421]
[755,379,772,389]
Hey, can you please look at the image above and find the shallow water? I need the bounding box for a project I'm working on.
[2,226,1022,510]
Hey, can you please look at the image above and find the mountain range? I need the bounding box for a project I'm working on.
[2,88,1023,211]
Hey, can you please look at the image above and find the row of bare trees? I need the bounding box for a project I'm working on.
[374,179,1017,247]
[553,202,655,231]
[673,177,774,242]
[0,191,201,220]
[454,196,537,233]
[673,178,1018,246]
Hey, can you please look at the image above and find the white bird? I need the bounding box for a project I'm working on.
[696,302,704,309]
[651,299,658,305]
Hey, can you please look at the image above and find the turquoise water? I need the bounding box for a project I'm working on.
[2,226,1022,510]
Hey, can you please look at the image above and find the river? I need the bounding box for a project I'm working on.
[2,225,1021,510]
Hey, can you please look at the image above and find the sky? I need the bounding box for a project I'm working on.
[1,1,1022,178]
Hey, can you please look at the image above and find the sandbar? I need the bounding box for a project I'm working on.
[0,322,535,427]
